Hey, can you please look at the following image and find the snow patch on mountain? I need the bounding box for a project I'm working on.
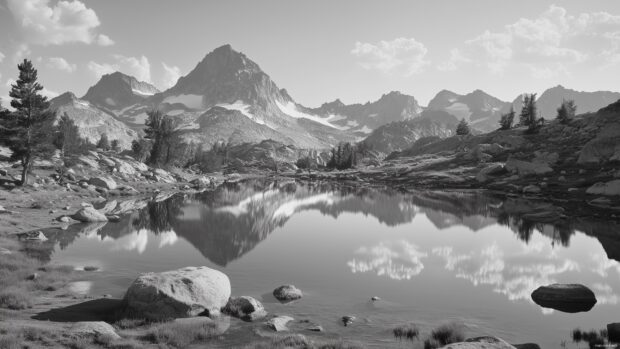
[355,125,372,134]
[132,87,156,96]
[276,100,348,130]
[163,94,204,109]
[445,103,472,121]
[216,100,265,125]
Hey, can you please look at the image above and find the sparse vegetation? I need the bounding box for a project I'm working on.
[519,93,543,133]
[572,328,610,349]
[327,142,358,170]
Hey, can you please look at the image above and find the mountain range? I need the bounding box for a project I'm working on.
[48,44,620,153]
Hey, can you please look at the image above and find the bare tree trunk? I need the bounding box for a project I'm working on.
[20,156,30,185]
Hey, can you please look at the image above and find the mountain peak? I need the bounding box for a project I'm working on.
[82,71,159,108]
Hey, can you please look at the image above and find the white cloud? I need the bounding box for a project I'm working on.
[444,5,620,77]
[0,52,5,63]
[13,44,31,63]
[87,61,117,78]
[347,240,428,280]
[113,55,151,83]
[6,0,113,46]
[351,37,429,76]
[87,55,151,83]
[161,62,181,89]
[97,34,114,46]
[46,57,76,73]
[41,87,59,99]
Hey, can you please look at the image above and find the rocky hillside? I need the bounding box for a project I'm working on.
[306,91,423,136]
[509,85,620,120]
[49,92,138,149]
[382,98,620,204]
[363,110,459,155]
[427,89,510,132]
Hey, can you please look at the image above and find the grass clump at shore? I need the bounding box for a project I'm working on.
[142,320,219,348]
[393,323,420,341]
[240,334,367,349]
[0,237,75,310]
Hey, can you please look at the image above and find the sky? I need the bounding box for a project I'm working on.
[1,0,620,107]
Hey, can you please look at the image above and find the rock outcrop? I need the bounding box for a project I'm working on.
[586,180,620,196]
[438,336,516,349]
[71,207,108,222]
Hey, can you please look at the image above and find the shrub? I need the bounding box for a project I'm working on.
[455,118,470,135]
[393,323,420,341]
[431,322,465,346]
[0,289,33,309]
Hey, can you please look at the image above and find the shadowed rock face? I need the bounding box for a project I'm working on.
[428,89,510,132]
[82,71,160,110]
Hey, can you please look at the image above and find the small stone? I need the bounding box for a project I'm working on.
[27,273,38,280]
[266,316,294,332]
[306,325,324,332]
[371,296,380,301]
[273,285,303,302]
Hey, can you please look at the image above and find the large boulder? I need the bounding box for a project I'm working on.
[153,168,176,183]
[438,336,516,349]
[578,131,620,164]
[89,176,117,190]
[190,176,212,188]
[586,180,620,196]
[222,296,267,321]
[78,156,99,169]
[71,207,108,222]
[273,285,303,302]
[505,158,552,176]
[124,266,231,320]
[531,284,597,313]
[114,159,137,176]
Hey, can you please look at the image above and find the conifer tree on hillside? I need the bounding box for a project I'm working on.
[54,113,85,157]
[1,59,56,185]
[97,133,110,150]
[144,109,177,165]
[519,93,539,132]
[556,99,576,124]
[499,106,515,130]
[111,139,120,152]
[456,118,470,135]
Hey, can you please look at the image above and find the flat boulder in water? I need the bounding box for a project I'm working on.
[124,266,231,320]
[71,207,108,222]
[531,283,596,313]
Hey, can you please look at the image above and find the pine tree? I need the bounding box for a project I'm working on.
[3,59,56,185]
[144,109,176,165]
[499,107,515,130]
[111,139,120,152]
[97,133,110,150]
[556,99,576,124]
[456,118,470,135]
[519,93,538,132]
[54,113,84,157]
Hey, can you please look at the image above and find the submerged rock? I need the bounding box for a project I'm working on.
[222,296,267,321]
[522,185,541,194]
[531,284,597,313]
[273,285,303,301]
[341,315,356,326]
[124,266,231,320]
[266,315,294,332]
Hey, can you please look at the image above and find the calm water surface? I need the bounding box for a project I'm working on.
[43,180,620,348]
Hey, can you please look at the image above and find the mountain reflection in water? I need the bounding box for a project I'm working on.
[36,179,620,347]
